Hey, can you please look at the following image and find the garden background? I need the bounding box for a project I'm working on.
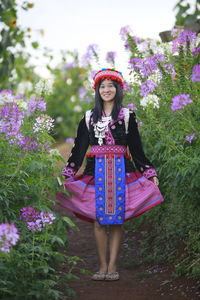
[0,0,200,299]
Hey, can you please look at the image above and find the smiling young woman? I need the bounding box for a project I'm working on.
[57,68,164,281]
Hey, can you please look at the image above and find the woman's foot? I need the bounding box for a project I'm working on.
[105,271,119,281]
[91,271,107,281]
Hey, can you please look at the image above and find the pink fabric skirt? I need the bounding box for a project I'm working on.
[57,170,164,223]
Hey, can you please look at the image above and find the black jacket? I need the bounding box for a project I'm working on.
[63,109,155,177]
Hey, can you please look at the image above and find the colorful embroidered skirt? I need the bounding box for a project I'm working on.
[57,145,164,224]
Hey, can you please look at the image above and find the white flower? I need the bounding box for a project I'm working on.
[33,114,54,133]
[137,39,158,58]
[73,105,82,112]
[140,94,160,108]
[15,99,28,111]
[55,116,63,123]
[130,71,142,85]
[35,79,53,96]
[0,91,14,105]
[49,149,62,157]
[148,71,162,84]
[17,81,33,94]
[159,41,172,55]
[66,78,72,85]
[70,95,76,103]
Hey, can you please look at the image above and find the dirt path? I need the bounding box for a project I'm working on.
[55,207,200,300]
[56,143,200,300]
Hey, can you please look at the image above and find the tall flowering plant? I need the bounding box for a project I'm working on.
[0,81,80,299]
[121,28,200,180]
[121,26,200,279]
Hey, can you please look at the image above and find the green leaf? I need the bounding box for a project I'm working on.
[51,236,65,246]
[31,41,39,49]
[61,216,79,231]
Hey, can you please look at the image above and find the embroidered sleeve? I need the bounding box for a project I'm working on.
[62,166,76,178]
[142,168,157,179]
[127,112,157,177]
[62,115,89,178]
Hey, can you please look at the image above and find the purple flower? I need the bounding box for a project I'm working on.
[0,119,21,137]
[0,223,19,253]
[20,207,55,232]
[123,35,141,49]
[137,121,144,127]
[123,82,133,92]
[191,47,200,56]
[91,70,98,79]
[129,56,161,78]
[0,103,23,120]
[20,207,39,222]
[191,64,200,82]
[140,80,157,97]
[151,54,166,64]
[162,64,176,78]
[83,44,99,64]
[65,62,74,69]
[172,30,197,53]
[171,94,193,111]
[0,103,24,138]
[39,211,55,225]
[106,51,117,64]
[78,87,87,100]
[27,220,43,231]
[87,44,99,55]
[66,137,74,143]
[14,93,25,100]
[0,89,13,95]
[126,103,137,110]
[26,97,46,116]
[86,97,93,103]
[18,136,42,151]
[186,134,196,143]
[119,25,132,40]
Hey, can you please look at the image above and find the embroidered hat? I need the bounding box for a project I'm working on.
[93,68,124,90]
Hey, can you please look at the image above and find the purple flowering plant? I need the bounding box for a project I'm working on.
[121,26,200,281]
[121,27,200,176]
[0,84,79,298]
[0,223,20,253]
[20,207,55,232]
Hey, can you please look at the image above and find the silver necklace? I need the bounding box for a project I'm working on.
[94,116,112,145]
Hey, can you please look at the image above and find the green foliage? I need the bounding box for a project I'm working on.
[0,0,39,90]
[174,0,200,26]
[123,31,200,280]
[46,52,93,140]
[0,89,81,299]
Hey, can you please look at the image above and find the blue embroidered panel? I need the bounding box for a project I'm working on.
[95,155,125,225]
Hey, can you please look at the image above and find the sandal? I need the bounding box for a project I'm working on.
[91,271,107,281]
[105,272,119,281]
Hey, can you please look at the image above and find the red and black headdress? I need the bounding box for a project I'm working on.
[93,68,124,90]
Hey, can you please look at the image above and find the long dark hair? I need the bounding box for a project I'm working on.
[92,80,123,123]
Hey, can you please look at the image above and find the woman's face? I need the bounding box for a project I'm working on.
[99,79,116,102]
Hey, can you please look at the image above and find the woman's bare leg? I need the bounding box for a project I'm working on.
[108,225,123,273]
[93,221,108,272]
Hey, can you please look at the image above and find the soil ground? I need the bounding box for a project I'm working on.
[56,143,200,300]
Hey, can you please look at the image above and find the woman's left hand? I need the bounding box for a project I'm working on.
[149,176,159,186]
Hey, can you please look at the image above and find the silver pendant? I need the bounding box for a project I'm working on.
[94,116,112,145]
